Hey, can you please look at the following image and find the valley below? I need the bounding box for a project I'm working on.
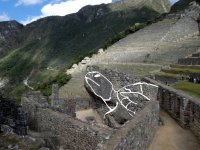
[0,0,200,150]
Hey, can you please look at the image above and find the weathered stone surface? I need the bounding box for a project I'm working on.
[100,101,159,150]
[21,91,113,150]
[21,67,160,150]
[84,66,158,128]
[0,97,27,135]
[144,77,200,142]
[178,57,200,65]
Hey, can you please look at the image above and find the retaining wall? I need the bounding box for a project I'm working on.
[178,57,200,65]
[101,100,159,150]
[144,77,200,141]
[21,68,160,150]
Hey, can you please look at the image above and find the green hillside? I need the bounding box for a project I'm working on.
[0,0,171,101]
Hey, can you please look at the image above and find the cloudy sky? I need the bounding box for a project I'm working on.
[0,0,179,25]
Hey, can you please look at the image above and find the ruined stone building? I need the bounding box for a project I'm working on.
[21,66,158,150]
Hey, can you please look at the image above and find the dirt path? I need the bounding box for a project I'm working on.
[148,111,200,150]
[76,109,104,125]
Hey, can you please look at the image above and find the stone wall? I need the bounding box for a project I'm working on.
[85,65,154,124]
[178,57,200,65]
[143,77,200,141]
[0,98,27,135]
[155,74,178,84]
[100,100,159,150]
[75,97,92,111]
[21,94,160,150]
[21,67,160,150]
[21,92,113,150]
[35,108,112,150]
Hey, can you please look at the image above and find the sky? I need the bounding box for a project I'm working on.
[0,0,179,25]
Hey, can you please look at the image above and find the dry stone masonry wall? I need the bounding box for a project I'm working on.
[144,77,200,142]
[178,49,200,65]
[21,67,160,150]
[101,100,159,150]
[21,91,159,150]
[21,91,113,150]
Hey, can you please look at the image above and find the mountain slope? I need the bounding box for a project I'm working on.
[0,21,23,56]
[59,1,200,100]
[170,0,200,12]
[0,0,171,100]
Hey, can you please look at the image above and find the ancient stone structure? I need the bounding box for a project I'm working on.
[0,97,27,135]
[21,93,159,150]
[144,77,200,142]
[162,16,199,43]
[51,84,60,106]
[84,66,158,127]
[178,52,200,65]
[49,84,76,117]
[101,101,159,150]
[21,67,159,150]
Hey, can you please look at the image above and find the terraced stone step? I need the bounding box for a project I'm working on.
[170,64,200,69]
[161,68,200,77]
[60,63,161,99]
[162,17,199,43]
[178,57,200,65]
[61,13,200,99]
[106,19,177,50]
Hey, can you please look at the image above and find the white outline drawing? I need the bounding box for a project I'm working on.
[85,71,158,118]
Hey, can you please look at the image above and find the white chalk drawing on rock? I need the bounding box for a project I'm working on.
[85,71,158,118]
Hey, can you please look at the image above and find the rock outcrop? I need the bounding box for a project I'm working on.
[0,20,23,56]
[84,66,158,127]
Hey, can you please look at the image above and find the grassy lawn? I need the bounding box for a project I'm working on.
[170,67,200,73]
[156,72,188,79]
[173,81,200,99]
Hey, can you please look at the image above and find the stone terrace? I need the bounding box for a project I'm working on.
[60,11,200,99]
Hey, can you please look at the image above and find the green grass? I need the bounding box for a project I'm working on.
[29,69,60,86]
[173,81,200,99]
[170,67,200,74]
[156,72,188,79]
[36,73,71,97]
[156,66,200,82]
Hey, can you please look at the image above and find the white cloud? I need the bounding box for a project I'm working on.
[15,0,43,6]
[41,0,112,16]
[0,12,10,21]
[21,0,112,25]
